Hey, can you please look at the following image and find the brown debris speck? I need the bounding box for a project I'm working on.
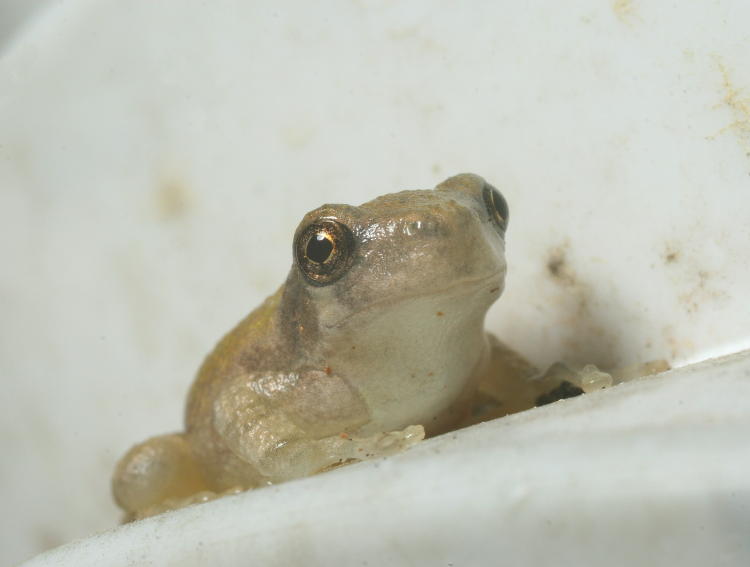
[546,244,578,287]
[155,178,191,221]
[713,59,750,155]
[663,243,681,265]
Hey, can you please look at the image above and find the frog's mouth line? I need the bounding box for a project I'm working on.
[329,271,504,328]
[423,271,504,299]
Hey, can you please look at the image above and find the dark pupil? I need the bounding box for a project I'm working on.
[306,233,334,263]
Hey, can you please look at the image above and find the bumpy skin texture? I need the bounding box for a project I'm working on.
[112,173,562,520]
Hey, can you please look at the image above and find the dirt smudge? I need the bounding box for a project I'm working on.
[663,243,680,265]
[156,178,191,221]
[613,0,638,24]
[662,325,696,360]
[546,243,578,287]
[662,240,729,314]
[544,241,619,369]
[678,269,728,314]
[712,59,750,156]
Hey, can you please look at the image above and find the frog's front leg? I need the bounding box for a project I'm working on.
[466,335,669,426]
[213,370,425,482]
[463,334,583,426]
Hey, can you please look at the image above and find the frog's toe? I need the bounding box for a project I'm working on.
[374,425,425,453]
[112,433,207,520]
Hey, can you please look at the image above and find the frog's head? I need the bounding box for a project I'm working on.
[283,173,509,334]
[280,173,510,431]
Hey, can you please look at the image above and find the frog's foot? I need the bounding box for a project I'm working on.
[314,425,426,474]
[535,358,671,405]
[345,424,426,459]
[112,433,209,521]
[470,336,670,419]
[133,486,244,520]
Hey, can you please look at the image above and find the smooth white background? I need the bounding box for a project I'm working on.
[1,1,749,564]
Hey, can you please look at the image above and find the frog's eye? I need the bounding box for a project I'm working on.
[294,219,355,286]
[482,183,509,234]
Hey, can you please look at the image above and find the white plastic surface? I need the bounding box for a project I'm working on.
[2,0,750,564]
[21,350,750,567]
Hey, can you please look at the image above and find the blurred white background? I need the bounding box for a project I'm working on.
[1,1,749,564]
[0,0,49,47]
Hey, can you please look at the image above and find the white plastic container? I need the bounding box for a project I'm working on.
[21,350,750,567]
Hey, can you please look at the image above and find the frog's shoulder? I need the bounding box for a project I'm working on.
[186,286,284,421]
[201,286,283,377]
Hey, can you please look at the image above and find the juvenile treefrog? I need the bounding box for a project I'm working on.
[112,173,567,520]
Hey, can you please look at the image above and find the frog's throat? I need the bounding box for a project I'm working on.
[325,271,504,329]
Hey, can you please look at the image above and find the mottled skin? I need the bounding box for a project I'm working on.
[112,173,560,520]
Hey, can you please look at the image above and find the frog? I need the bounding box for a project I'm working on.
[112,173,569,520]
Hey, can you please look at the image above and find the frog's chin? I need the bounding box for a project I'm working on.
[325,271,504,330]
[330,272,501,432]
